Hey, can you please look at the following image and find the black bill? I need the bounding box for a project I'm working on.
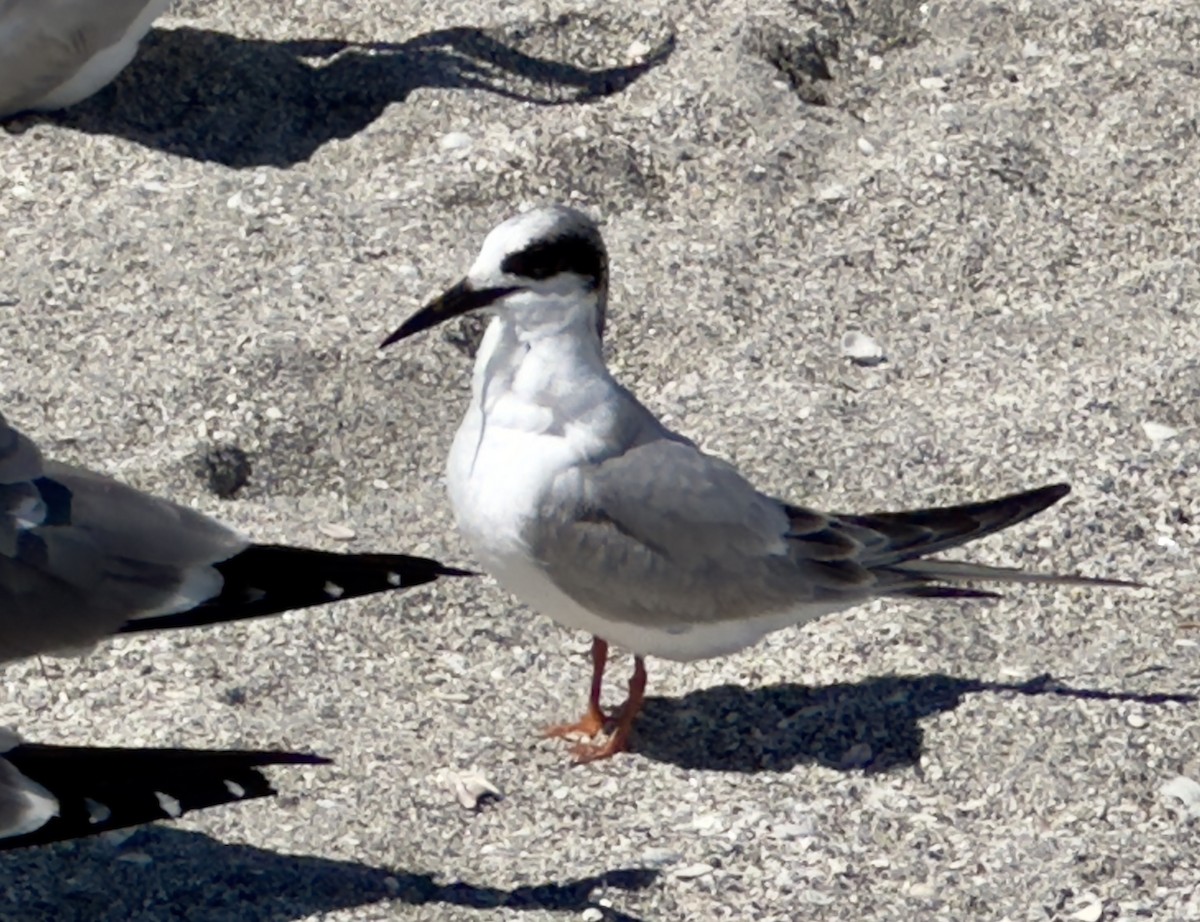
[380,279,520,347]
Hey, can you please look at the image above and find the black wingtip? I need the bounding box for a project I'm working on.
[1040,483,1071,502]
[0,745,330,852]
[891,585,1006,600]
[119,545,476,635]
[996,482,1071,515]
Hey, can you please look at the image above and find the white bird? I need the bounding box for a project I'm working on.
[0,0,172,118]
[381,204,1139,762]
[0,410,472,665]
[0,726,328,850]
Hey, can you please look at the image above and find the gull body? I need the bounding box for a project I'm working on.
[384,205,1135,761]
[0,0,172,118]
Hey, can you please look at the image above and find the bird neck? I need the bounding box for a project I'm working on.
[471,315,609,414]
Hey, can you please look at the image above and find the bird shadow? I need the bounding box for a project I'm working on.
[0,826,659,922]
[3,24,674,168]
[633,672,1198,773]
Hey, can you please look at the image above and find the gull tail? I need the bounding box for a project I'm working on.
[833,483,1143,595]
[0,744,329,851]
[119,545,476,634]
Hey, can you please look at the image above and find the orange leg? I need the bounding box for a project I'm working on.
[569,656,647,763]
[543,637,610,739]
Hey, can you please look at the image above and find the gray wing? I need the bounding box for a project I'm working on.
[0,412,246,663]
[0,0,162,116]
[527,438,1120,630]
[527,439,839,628]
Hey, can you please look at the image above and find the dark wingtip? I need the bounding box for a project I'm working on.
[893,586,1006,600]
[1022,482,1071,510]
[437,564,481,578]
[118,546,479,635]
[257,752,333,767]
[0,745,333,852]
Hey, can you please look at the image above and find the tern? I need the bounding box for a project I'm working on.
[382,205,1137,762]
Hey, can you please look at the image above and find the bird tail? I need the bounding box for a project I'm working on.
[119,544,475,634]
[892,557,1141,589]
[833,483,1143,595]
[0,744,329,851]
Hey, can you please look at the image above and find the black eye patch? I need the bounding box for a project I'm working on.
[500,231,606,288]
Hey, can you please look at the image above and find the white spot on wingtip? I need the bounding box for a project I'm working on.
[85,798,112,824]
[154,791,182,819]
[224,779,246,799]
[386,572,402,587]
[323,581,345,599]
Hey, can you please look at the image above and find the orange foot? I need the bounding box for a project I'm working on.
[543,700,608,740]
[564,655,647,764]
[567,723,634,763]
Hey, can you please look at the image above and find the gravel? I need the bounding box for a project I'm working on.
[1,0,1198,920]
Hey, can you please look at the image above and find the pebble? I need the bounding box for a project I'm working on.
[318,523,357,541]
[437,768,502,810]
[582,909,604,922]
[626,39,651,59]
[440,132,473,151]
[1071,899,1104,922]
[770,823,814,840]
[1161,775,1200,818]
[565,634,595,655]
[673,863,715,880]
[641,847,683,866]
[1141,421,1179,446]
[1126,712,1147,728]
[919,76,948,90]
[908,882,936,899]
[840,741,874,767]
[841,331,885,366]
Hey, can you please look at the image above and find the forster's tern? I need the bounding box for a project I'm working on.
[383,205,1136,762]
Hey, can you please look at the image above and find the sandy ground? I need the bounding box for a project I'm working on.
[1,0,1199,920]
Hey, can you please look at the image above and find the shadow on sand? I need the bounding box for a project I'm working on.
[632,671,1197,772]
[0,825,659,921]
[6,24,674,168]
